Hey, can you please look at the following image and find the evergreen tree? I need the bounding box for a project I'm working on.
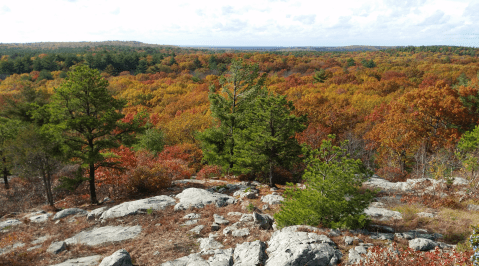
[274,135,376,229]
[197,59,265,172]
[136,59,148,74]
[313,69,327,83]
[234,90,307,187]
[41,65,145,204]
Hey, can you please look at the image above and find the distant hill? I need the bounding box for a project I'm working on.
[0,41,179,50]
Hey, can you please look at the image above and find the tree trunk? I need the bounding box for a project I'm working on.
[269,159,274,187]
[2,156,9,189]
[89,162,98,204]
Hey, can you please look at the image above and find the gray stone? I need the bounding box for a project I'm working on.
[234,241,266,265]
[370,232,394,241]
[261,205,269,211]
[99,249,133,266]
[30,213,52,223]
[328,229,341,237]
[174,188,237,211]
[47,241,67,254]
[223,223,239,235]
[468,204,479,212]
[198,238,224,252]
[53,208,88,220]
[417,212,435,218]
[189,225,205,234]
[348,245,368,264]
[253,212,273,230]
[364,207,402,221]
[0,242,25,255]
[87,207,108,221]
[27,245,42,251]
[0,219,22,230]
[100,195,176,219]
[211,223,220,231]
[266,227,341,266]
[183,213,201,219]
[437,242,454,249]
[232,228,250,237]
[453,177,469,186]
[233,188,258,199]
[182,219,198,226]
[48,255,102,266]
[239,214,253,222]
[32,235,50,245]
[160,253,209,266]
[227,212,243,217]
[369,224,395,233]
[395,232,415,240]
[409,238,438,251]
[344,236,354,245]
[207,248,234,266]
[213,214,230,225]
[261,194,284,205]
[64,226,142,246]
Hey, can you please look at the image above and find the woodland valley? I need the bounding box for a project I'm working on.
[0,42,479,265]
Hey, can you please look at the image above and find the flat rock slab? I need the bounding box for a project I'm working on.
[53,208,88,220]
[174,188,237,211]
[49,255,102,266]
[87,207,108,220]
[266,226,341,266]
[101,195,176,219]
[0,219,22,230]
[30,213,53,223]
[364,207,402,221]
[261,194,284,205]
[65,226,142,246]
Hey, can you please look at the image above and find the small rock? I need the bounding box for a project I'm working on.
[30,213,52,223]
[213,214,230,224]
[227,212,243,216]
[87,207,108,221]
[369,224,395,233]
[329,229,342,237]
[211,223,220,231]
[232,228,250,237]
[197,238,224,252]
[417,212,435,218]
[189,225,204,234]
[153,251,160,256]
[253,212,273,230]
[98,249,133,266]
[344,236,354,245]
[467,204,479,212]
[182,219,198,226]
[370,232,394,241]
[52,208,88,220]
[261,205,269,211]
[409,238,437,251]
[48,255,102,266]
[261,194,284,205]
[47,241,67,254]
[239,214,253,222]
[0,219,22,230]
[183,213,201,219]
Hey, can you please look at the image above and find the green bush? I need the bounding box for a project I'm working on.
[274,135,376,229]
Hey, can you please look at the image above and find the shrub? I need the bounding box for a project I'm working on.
[359,243,473,265]
[274,135,376,229]
[471,225,479,265]
[196,165,222,179]
[127,165,171,193]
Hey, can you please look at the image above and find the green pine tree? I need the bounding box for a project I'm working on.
[234,89,307,187]
[197,59,265,173]
[274,135,376,229]
[40,65,146,204]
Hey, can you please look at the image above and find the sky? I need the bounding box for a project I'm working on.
[1,0,478,47]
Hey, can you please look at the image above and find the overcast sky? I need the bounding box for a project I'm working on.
[1,0,478,47]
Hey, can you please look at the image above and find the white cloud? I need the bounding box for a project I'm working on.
[0,0,476,46]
